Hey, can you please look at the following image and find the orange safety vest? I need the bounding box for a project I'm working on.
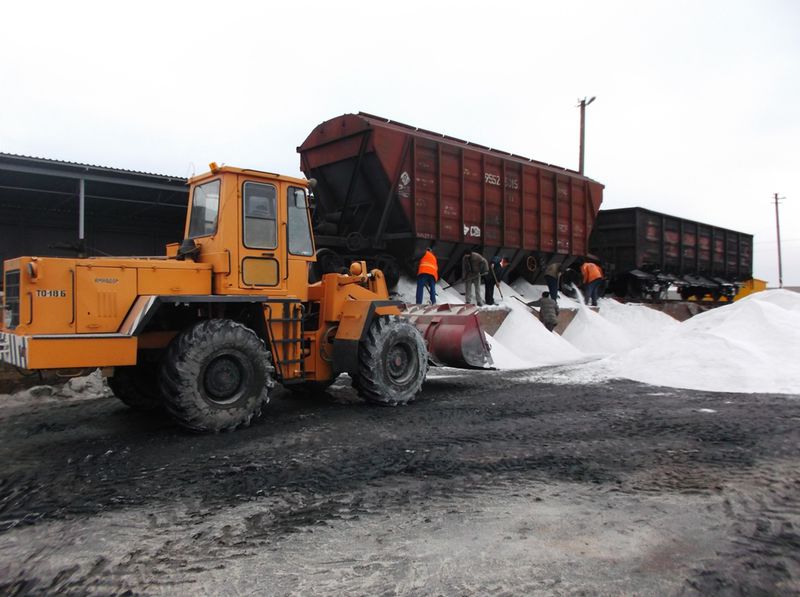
[417,250,439,281]
[581,262,603,284]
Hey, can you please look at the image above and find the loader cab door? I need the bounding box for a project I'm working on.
[239,178,283,293]
[237,176,315,300]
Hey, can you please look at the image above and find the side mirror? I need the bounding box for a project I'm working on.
[176,238,200,262]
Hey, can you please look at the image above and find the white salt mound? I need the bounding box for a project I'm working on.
[491,282,583,366]
[561,298,680,355]
[399,271,799,395]
[485,332,532,369]
[607,290,800,394]
[561,305,636,355]
[595,297,680,339]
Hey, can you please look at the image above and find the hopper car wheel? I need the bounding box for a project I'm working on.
[160,319,275,433]
[317,249,346,275]
[108,355,163,412]
[353,316,427,406]
[376,255,400,289]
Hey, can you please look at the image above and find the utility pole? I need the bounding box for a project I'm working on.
[578,96,596,175]
[774,193,784,288]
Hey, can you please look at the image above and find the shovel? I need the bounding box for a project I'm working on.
[490,268,504,300]
[512,296,533,310]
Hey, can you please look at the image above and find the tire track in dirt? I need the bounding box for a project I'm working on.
[1,372,799,594]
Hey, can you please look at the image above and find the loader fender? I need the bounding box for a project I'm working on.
[119,294,290,336]
[332,300,402,376]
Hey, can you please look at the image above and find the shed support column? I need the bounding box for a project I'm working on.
[79,178,85,249]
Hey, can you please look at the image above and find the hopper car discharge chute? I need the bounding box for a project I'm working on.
[298,112,604,290]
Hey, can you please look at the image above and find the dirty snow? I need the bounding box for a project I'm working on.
[1,369,110,407]
[399,274,800,395]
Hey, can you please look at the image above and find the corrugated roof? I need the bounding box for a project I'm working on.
[0,152,187,184]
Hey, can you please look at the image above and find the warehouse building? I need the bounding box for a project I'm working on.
[0,153,189,266]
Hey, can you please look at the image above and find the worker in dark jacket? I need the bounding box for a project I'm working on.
[543,261,561,300]
[462,250,489,306]
[485,256,508,305]
[528,291,560,332]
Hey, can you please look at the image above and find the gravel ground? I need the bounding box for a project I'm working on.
[0,368,798,595]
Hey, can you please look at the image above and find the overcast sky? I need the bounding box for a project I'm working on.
[2,0,798,285]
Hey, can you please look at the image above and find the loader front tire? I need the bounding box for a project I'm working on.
[160,319,274,433]
[354,316,427,406]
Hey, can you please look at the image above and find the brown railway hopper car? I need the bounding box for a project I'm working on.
[298,112,604,286]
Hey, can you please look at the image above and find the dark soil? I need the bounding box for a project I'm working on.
[0,368,798,595]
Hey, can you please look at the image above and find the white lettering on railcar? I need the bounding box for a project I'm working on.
[397,171,411,199]
[463,225,482,237]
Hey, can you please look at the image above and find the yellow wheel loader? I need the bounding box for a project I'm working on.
[1,164,491,432]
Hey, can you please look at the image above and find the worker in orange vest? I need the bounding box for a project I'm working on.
[581,259,604,307]
[416,247,439,304]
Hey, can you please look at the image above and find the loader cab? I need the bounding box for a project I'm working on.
[179,165,316,300]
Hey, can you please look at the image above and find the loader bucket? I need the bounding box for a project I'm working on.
[400,304,494,369]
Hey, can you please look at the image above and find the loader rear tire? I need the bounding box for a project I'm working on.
[108,356,163,412]
[160,319,275,433]
[354,316,426,406]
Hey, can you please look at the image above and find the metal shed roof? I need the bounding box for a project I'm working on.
[0,152,188,191]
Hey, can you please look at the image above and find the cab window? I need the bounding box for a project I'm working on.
[188,179,220,238]
[288,186,314,256]
[243,182,277,249]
